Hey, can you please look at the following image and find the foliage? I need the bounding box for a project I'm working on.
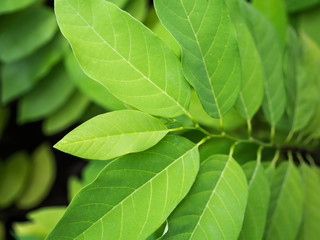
[0,0,320,239]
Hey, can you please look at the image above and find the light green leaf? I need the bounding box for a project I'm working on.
[16,144,56,209]
[125,0,148,22]
[1,34,68,104]
[241,1,286,126]
[239,161,270,240]
[82,161,110,185]
[154,0,241,119]
[108,0,129,8]
[285,0,320,13]
[64,51,125,111]
[67,176,84,202]
[0,0,39,15]
[226,0,264,120]
[0,152,30,208]
[0,6,57,62]
[55,0,190,118]
[55,110,169,160]
[199,139,233,163]
[252,0,288,47]
[162,154,248,240]
[264,161,303,240]
[43,91,90,136]
[297,163,320,240]
[46,135,200,240]
[18,64,74,124]
[14,206,66,239]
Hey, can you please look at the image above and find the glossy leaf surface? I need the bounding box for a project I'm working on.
[154,0,241,119]
[238,161,270,240]
[0,6,57,62]
[1,34,68,104]
[18,64,74,123]
[47,136,200,240]
[163,154,248,240]
[264,161,303,240]
[241,2,286,126]
[55,0,190,118]
[55,110,169,160]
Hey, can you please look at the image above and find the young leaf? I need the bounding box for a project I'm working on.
[296,163,320,240]
[252,0,288,47]
[1,34,68,104]
[18,64,74,123]
[43,91,90,136]
[55,0,190,118]
[46,135,200,240]
[0,152,30,208]
[0,6,58,62]
[241,2,286,126]
[239,161,270,240]
[0,0,38,15]
[226,0,264,120]
[264,161,303,240]
[162,154,248,240]
[55,110,169,160]
[154,0,241,119]
[64,51,125,111]
[16,144,56,209]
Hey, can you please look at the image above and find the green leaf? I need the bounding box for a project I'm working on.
[55,110,169,160]
[0,222,4,240]
[16,144,56,209]
[125,0,148,22]
[297,163,320,240]
[108,0,129,8]
[189,89,246,131]
[146,222,167,240]
[162,154,248,240]
[226,0,264,120]
[241,1,286,126]
[154,0,241,119]
[1,34,68,104]
[18,64,74,124]
[264,161,303,240]
[42,91,90,136]
[252,0,288,47]
[0,152,30,208]
[47,135,200,240]
[14,206,66,239]
[199,139,233,163]
[0,0,39,15]
[64,51,125,111]
[0,6,58,62]
[285,0,320,13]
[55,0,190,118]
[283,29,316,133]
[67,176,84,202]
[82,161,110,185]
[238,161,270,240]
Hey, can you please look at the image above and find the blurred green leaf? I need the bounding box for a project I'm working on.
[42,91,90,136]
[18,64,74,123]
[0,152,30,208]
[0,106,9,139]
[67,176,84,202]
[297,5,320,46]
[47,136,200,240]
[0,0,39,15]
[64,52,125,111]
[0,6,57,62]
[1,34,68,104]
[125,0,148,22]
[0,222,4,240]
[285,0,320,12]
[16,144,56,209]
[55,110,169,160]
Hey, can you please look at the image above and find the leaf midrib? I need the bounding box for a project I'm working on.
[62,0,188,115]
[73,143,198,240]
